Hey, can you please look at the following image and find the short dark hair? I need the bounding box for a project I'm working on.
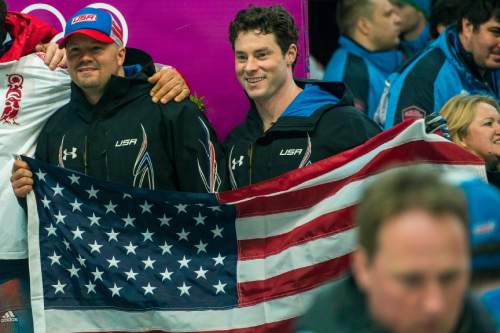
[355,167,468,261]
[228,5,298,56]
[430,0,462,38]
[336,0,374,36]
[458,0,500,32]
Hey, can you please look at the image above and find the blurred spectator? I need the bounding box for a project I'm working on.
[440,94,500,188]
[324,0,404,117]
[430,0,462,38]
[392,0,432,54]
[296,167,496,333]
[375,0,500,129]
[224,5,380,188]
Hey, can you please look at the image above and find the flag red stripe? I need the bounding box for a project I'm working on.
[233,140,482,217]
[111,22,123,40]
[238,253,351,306]
[239,206,355,260]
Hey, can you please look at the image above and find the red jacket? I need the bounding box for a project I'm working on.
[1,12,56,62]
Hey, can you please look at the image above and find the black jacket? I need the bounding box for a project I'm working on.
[296,275,497,333]
[36,72,226,193]
[224,81,381,188]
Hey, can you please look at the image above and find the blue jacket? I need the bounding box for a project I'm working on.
[376,25,500,129]
[324,36,404,118]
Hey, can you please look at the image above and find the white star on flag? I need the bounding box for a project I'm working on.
[160,267,173,281]
[142,228,154,242]
[45,224,57,237]
[178,255,191,269]
[124,268,138,281]
[212,253,226,266]
[158,214,171,227]
[174,203,188,213]
[124,242,138,255]
[140,200,153,213]
[104,200,117,214]
[68,174,80,185]
[66,264,80,278]
[52,280,66,294]
[213,280,227,294]
[91,267,104,281]
[194,240,208,254]
[142,256,156,270]
[109,283,123,297]
[54,211,66,224]
[35,169,47,181]
[106,256,120,269]
[211,225,224,238]
[177,282,191,296]
[88,213,101,226]
[142,282,157,295]
[41,196,51,208]
[48,251,61,266]
[86,185,99,199]
[121,214,136,228]
[71,226,85,240]
[88,240,103,254]
[159,241,173,255]
[194,266,208,279]
[176,228,190,241]
[69,198,83,212]
[105,229,119,242]
[51,183,64,197]
[84,281,96,294]
[193,213,206,225]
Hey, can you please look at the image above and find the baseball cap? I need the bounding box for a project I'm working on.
[59,7,123,48]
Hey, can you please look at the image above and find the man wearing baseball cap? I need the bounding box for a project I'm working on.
[12,7,226,196]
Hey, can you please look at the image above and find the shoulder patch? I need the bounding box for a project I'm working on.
[401,106,426,121]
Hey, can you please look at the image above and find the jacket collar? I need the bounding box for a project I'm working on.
[338,36,405,75]
[69,72,151,123]
[244,80,354,135]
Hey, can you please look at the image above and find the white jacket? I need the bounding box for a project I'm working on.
[0,53,69,259]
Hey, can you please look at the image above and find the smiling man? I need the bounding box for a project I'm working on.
[224,5,380,188]
[376,0,500,129]
[11,7,225,195]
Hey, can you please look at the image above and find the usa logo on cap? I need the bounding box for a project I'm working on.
[59,7,123,48]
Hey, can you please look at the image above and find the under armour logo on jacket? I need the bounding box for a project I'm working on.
[63,147,77,160]
[232,156,244,170]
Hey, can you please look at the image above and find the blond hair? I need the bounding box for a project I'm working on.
[440,94,500,144]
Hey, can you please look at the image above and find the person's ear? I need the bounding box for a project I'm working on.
[351,248,372,291]
[286,44,298,67]
[357,16,371,36]
[461,18,474,41]
[117,46,126,66]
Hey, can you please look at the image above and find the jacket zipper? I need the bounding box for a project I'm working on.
[248,143,253,185]
[83,136,88,175]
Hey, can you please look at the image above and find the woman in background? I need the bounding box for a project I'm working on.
[440,94,500,189]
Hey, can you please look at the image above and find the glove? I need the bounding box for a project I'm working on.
[425,113,450,140]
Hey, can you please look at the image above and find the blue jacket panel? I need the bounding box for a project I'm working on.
[324,36,404,118]
[377,26,500,129]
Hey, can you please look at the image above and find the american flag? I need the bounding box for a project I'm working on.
[26,120,485,333]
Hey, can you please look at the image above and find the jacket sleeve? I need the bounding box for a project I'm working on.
[161,101,228,193]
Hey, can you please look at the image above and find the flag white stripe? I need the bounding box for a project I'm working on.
[237,228,356,283]
[42,284,330,332]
